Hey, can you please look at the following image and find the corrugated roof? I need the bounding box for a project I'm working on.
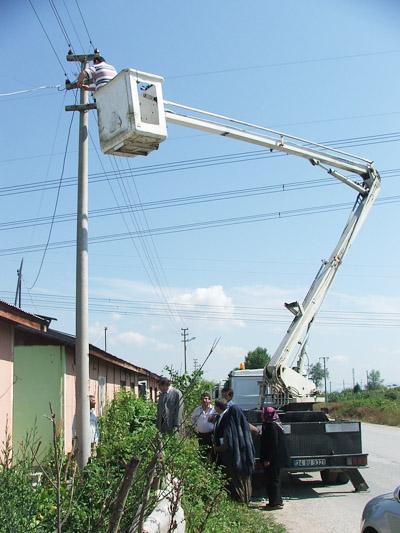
[0,300,160,379]
[0,299,49,331]
[15,324,160,380]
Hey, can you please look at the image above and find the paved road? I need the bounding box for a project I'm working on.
[255,423,400,532]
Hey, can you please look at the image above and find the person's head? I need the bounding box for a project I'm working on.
[221,387,233,402]
[214,399,227,414]
[201,392,211,408]
[93,55,105,64]
[159,377,171,393]
[89,395,96,409]
[262,406,280,423]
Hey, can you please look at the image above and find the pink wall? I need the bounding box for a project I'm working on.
[0,322,14,448]
[63,351,157,453]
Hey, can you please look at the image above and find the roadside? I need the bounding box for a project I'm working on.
[323,387,400,426]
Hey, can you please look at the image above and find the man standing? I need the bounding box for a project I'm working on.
[156,377,184,434]
[191,392,215,451]
[77,55,117,92]
[221,386,234,407]
[89,395,100,448]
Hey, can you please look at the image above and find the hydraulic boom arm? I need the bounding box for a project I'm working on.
[162,101,381,405]
[95,71,381,406]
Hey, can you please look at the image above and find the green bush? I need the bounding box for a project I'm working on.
[0,390,284,532]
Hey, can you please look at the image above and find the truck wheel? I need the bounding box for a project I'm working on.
[335,471,349,485]
[320,469,338,484]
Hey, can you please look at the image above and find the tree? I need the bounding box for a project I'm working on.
[367,369,384,390]
[244,347,271,369]
[309,362,329,389]
[353,383,361,394]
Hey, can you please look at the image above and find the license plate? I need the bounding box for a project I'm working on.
[293,458,327,467]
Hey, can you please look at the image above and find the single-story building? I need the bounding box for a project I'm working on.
[0,300,160,455]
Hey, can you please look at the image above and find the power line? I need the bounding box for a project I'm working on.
[0,172,398,233]
[0,194,398,257]
[61,0,86,51]
[2,130,400,197]
[0,85,63,97]
[27,0,68,77]
[88,127,183,330]
[0,291,398,328]
[166,49,400,79]
[73,0,95,49]
[28,92,77,289]
[48,0,73,49]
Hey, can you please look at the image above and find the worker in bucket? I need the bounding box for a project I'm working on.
[77,55,117,92]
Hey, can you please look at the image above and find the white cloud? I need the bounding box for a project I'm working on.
[330,354,349,364]
[116,331,147,346]
[173,285,244,328]
[115,330,174,352]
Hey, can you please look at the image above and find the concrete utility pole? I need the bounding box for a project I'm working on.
[352,368,355,388]
[104,326,108,352]
[65,51,98,468]
[319,356,329,404]
[181,328,196,374]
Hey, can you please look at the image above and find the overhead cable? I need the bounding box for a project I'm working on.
[28,92,77,289]
[27,0,68,77]
[0,194,397,257]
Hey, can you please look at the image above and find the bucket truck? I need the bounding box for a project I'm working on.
[94,68,380,490]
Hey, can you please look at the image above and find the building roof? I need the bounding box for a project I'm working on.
[0,299,49,331]
[46,328,160,379]
[0,300,160,380]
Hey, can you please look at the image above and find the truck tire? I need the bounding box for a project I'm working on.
[335,471,349,485]
[320,469,338,484]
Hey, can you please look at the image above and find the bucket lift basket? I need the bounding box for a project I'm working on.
[95,69,167,157]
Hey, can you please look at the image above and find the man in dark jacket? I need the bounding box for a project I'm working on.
[260,406,289,509]
[214,400,255,503]
[156,377,184,434]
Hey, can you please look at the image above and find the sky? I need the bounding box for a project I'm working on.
[1,0,399,390]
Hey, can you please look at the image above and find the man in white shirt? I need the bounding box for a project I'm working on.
[89,395,100,448]
[191,392,215,452]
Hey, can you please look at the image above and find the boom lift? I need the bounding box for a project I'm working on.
[95,69,381,409]
[91,68,380,490]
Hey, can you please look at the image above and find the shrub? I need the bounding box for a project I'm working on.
[0,390,284,532]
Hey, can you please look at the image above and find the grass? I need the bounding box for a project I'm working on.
[322,387,400,426]
[204,500,285,533]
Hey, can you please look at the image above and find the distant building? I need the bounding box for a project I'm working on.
[0,300,160,455]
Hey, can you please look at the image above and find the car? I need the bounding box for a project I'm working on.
[361,485,400,532]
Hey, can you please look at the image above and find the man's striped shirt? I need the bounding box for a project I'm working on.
[86,61,117,91]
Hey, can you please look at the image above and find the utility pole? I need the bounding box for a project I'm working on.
[104,326,108,352]
[181,328,196,374]
[14,258,23,308]
[352,368,355,388]
[65,50,98,468]
[319,356,329,404]
[366,370,369,390]
[193,358,199,372]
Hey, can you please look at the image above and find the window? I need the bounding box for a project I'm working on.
[120,380,126,389]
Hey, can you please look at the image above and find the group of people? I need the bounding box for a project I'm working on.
[156,378,288,509]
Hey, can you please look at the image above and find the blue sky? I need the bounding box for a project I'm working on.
[1,0,399,389]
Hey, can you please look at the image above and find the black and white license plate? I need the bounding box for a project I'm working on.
[293,458,327,467]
